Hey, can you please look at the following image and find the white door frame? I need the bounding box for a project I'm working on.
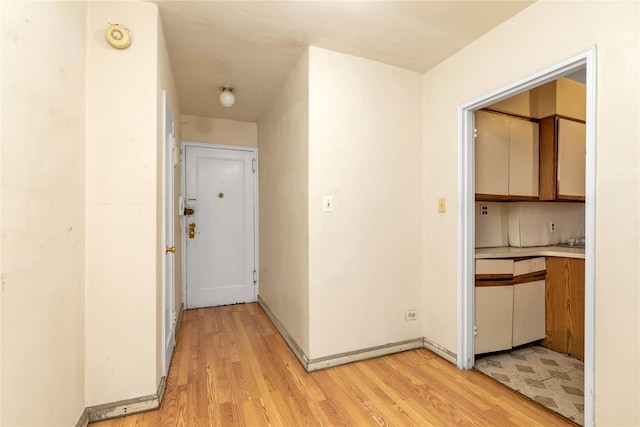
[457,47,597,426]
[161,90,176,376]
[180,141,259,309]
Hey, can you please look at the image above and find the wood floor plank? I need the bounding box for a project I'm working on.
[90,303,574,427]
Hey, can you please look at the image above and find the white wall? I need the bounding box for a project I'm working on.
[421,2,639,424]
[181,115,257,147]
[0,1,87,424]
[85,1,161,405]
[475,202,585,248]
[307,47,423,358]
[257,50,310,354]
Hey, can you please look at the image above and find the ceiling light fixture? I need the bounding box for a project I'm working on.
[219,85,235,108]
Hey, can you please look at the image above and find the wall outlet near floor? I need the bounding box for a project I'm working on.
[405,309,418,321]
[549,221,556,233]
[480,204,489,216]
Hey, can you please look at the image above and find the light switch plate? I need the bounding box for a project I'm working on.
[323,195,334,212]
[438,198,446,213]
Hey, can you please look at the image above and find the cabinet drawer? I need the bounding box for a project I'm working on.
[475,259,514,280]
[514,257,546,278]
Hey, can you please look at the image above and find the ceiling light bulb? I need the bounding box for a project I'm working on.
[219,85,235,108]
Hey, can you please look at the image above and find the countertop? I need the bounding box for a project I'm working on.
[475,245,585,260]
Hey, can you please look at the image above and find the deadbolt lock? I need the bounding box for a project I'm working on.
[184,207,195,215]
[189,223,196,239]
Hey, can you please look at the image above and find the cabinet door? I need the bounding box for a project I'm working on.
[475,285,513,355]
[557,118,586,199]
[509,119,539,197]
[475,111,509,197]
[513,280,546,347]
[542,257,585,361]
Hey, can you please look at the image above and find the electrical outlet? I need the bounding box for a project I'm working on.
[405,309,418,321]
[480,204,489,216]
[549,221,556,233]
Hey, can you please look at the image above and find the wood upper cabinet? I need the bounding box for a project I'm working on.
[539,116,586,201]
[475,110,539,200]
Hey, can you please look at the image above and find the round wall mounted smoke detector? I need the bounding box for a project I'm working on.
[105,24,132,49]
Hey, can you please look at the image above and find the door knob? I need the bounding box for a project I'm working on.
[189,223,196,239]
[165,246,175,254]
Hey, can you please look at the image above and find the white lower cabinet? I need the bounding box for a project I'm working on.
[512,280,546,347]
[475,257,546,355]
[475,285,513,355]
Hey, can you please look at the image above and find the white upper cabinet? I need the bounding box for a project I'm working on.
[509,118,539,197]
[475,110,509,197]
[557,118,586,199]
[475,110,539,199]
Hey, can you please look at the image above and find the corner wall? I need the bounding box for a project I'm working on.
[0,1,87,424]
[421,2,639,424]
[257,49,310,355]
[307,47,423,359]
[85,1,161,405]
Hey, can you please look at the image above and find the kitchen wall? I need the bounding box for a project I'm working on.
[1,1,87,424]
[422,1,639,424]
[307,47,423,359]
[475,202,585,248]
[257,49,310,355]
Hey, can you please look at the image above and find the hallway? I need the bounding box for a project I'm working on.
[90,303,573,426]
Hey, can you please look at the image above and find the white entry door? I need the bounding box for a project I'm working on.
[185,145,257,309]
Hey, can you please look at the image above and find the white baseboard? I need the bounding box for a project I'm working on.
[423,337,457,364]
[306,338,424,372]
[75,408,89,427]
[258,296,443,372]
[258,296,310,369]
[80,376,166,423]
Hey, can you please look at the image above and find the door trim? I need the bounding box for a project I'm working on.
[457,47,596,427]
[161,90,175,376]
[180,141,259,308]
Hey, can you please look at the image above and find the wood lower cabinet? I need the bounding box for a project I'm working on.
[541,257,585,360]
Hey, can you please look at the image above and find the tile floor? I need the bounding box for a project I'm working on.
[475,346,584,425]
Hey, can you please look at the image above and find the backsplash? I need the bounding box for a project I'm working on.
[476,201,585,248]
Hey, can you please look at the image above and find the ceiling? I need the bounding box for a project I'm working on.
[154,1,534,123]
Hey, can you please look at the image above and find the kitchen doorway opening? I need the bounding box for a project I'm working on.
[457,48,596,427]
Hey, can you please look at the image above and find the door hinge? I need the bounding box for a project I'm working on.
[252,158,256,173]
[253,269,257,285]
[172,310,177,325]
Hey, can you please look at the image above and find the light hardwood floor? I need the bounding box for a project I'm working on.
[90,303,574,426]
